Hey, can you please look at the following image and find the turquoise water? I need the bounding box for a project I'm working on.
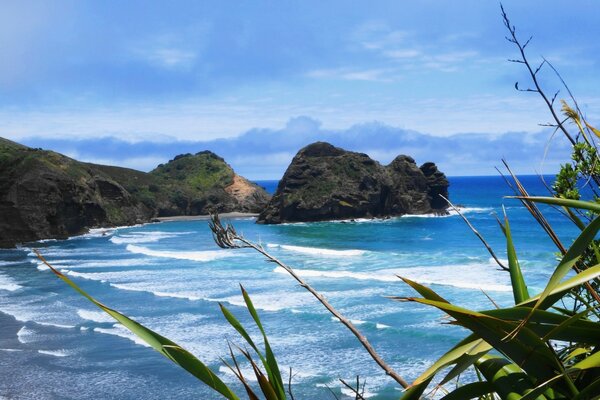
[0,176,580,399]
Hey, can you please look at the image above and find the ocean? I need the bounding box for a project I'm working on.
[0,176,580,399]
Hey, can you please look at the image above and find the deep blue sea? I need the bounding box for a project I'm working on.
[0,176,581,399]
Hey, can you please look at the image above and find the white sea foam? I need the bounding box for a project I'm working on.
[110,231,192,245]
[17,326,37,344]
[109,283,202,301]
[0,260,33,267]
[273,261,512,292]
[218,366,258,382]
[66,228,116,241]
[38,349,70,357]
[404,206,494,218]
[331,317,366,325]
[0,348,22,352]
[36,261,74,272]
[207,291,313,312]
[341,386,376,398]
[37,238,58,243]
[0,273,22,292]
[273,266,396,282]
[77,309,114,323]
[125,244,234,262]
[35,322,76,329]
[94,325,150,347]
[268,243,367,257]
[376,323,390,329]
[56,258,155,270]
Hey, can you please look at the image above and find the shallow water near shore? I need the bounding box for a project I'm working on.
[0,175,580,399]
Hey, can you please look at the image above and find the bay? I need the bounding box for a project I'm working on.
[0,175,579,399]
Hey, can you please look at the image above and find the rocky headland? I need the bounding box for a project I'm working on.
[0,137,269,248]
[257,142,449,224]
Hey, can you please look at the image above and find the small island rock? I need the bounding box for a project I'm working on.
[257,142,449,224]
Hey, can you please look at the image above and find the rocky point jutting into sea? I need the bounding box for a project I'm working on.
[258,141,449,224]
[0,137,269,248]
[0,138,449,247]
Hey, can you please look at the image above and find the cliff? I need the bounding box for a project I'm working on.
[257,142,448,224]
[0,138,269,247]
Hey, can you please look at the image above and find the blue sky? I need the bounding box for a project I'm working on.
[2,1,599,179]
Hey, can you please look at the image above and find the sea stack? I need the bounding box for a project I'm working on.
[257,142,449,224]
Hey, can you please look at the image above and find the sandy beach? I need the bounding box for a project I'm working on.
[155,212,258,222]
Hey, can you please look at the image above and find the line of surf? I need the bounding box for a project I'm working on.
[267,243,367,257]
[125,244,234,262]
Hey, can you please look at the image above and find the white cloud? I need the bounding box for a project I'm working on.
[382,49,421,59]
[350,21,483,73]
[142,47,197,69]
[307,67,395,82]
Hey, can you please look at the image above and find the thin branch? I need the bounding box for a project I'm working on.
[339,377,366,400]
[501,160,567,254]
[501,4,577,146]
[440,195,508,271]
[480,289,500,309]
[209,214,410,389]
[288,367,296,400]
[325,384,340,400]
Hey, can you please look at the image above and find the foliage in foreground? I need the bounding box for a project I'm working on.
[36,5,600,400]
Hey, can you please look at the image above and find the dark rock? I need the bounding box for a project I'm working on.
[257,142,449,224]
[0,139,151,247]
[0,137,269,248]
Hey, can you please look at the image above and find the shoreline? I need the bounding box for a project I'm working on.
[155,212,258,222]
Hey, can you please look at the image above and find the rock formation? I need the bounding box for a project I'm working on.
[257,142,448,224]
[0,138,269,247]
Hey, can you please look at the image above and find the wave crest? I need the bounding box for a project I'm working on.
[125,244,234,262]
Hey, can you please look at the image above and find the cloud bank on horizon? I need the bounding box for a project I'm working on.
[1,1,598,177]
[19,116,572,179]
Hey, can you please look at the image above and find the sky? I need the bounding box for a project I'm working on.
[1,1,599,179]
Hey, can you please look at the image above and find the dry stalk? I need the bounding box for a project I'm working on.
[209,214,410,389]
[440,195,508,271]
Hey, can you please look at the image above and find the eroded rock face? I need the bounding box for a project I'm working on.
[0,144,151,247]
[257,142,449,224]
[0,138,269,247]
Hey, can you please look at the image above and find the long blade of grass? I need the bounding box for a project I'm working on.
[570,350,600,370]
[507,213,600,340]
[502,213,530,304]
[475,355,539,400]
[438,340,493,386]
[439,381,495,400]
[517,264,600,309]
[399,296,565,387]
[411,335,489,386]
[513,196,600,213]
[35,250,239,400]
[219,303,268,366]
[237,346,280,400]
[240,285,286,400]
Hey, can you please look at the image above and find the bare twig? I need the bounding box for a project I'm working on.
[288,367,296,400]
[440,195,508,271]
[501,160,567,254]
[209,214,410,389]
[325,384,340,400]
[501,4,576,146]
[339,377,366,400]
[480,289,500,309]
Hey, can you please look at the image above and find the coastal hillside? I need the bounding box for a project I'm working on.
[258,141,449,223]
[0,137,269,247]
[98,151,270,216]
